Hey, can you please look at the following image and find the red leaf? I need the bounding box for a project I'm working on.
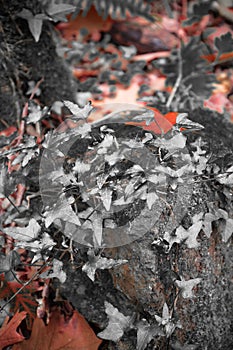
[13,308,102,350]
[0,126,17,137]
[0,311,26,350]
[0,274,39,329]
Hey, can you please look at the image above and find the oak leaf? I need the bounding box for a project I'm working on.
[0,311,26,350]
[13,308,102,350]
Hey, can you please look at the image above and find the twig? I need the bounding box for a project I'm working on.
[166,48,182,109]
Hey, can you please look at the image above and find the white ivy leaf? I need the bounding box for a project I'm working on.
[82,253,128,281]
[131,109,155,125]
[202,207,233,241]
[154,303,181,337]
[175,277,202,298]
[73,160,91,174]
[217,165,233,185]
[4,218,41,242]
[21,148,39,167]
[136,319,160,350]
[41,259,66,283]
[44,193,81,228]
[98,302,133,342]
[146,192,158,210]
[17,9,45,42]
[63,100,93,122]
[14,232,56,252]
[164,213,203,251]
[176,114,204,130]
[46,1,76,22]
[219,218,233,242]
[185,220,203,249]
[0,251,20,273]
[202,212,216,238]
[152,133,187,151]
[100,187,112,211]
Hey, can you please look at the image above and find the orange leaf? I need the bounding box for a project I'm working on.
[126,107,178,135]
[56,7,112,41]
[0,311,26,350]
[13,308,102,350]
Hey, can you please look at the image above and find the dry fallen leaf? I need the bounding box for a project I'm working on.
[0,311,26,350]
[13,308,102,350]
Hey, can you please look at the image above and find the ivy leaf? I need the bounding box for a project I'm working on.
[164,213,203,251]
[82,250,128,281]
[146,191,158,210]
[98,302,133,342]
[0,311,26,350]
[44,193,81,228]
[0,251,20,274]
[40,259,66,283]
[17,9,48,42]
[215,32,233,56]
[27,101,50,124]
[4,219,41,242]
[99,187,112,211]
[202,207,233,241]
[175,277,202,298]
[63,100,93,122]
[154,303,181,337]
[46,1,76,22]
[136,319,160,350]
[217,165,233,185]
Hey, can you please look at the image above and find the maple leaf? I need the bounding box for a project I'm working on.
[0,311,26,350]
[175,277,202,299]
[98,301,134,342]
[13,308,102,350]
[0,274,39,329]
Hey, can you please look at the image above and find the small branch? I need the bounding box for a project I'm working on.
[166,48,182,109]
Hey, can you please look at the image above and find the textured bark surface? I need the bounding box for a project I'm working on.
[0,0,76,130]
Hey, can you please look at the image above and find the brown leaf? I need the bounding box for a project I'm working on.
[13,308,102,350]
[0,311,26,350]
